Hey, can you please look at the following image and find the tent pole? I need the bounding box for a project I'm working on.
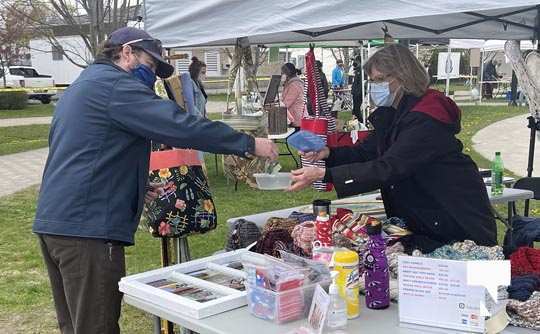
[360,41,367,123]
[416,43,419,58]
[479,49,484,103]
[445,45,451,97]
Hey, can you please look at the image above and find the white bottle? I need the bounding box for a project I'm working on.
[326,271,348,330]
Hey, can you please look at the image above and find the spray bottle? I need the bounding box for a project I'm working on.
[326,271,348,330]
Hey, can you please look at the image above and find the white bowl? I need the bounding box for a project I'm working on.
[253,173,292,190]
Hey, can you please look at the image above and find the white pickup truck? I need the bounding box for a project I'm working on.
[0,66,56,104]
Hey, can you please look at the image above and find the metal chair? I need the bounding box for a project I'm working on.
[512,177,540,216]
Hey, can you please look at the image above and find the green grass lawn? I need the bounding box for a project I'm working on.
[207,93,228,102]
[0,104,536,333]
[0,104,54,119]
[0,124,51,156]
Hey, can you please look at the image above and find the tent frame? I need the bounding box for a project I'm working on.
[291,5,540,40]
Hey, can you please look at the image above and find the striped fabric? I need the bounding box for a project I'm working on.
[301,48,336,191]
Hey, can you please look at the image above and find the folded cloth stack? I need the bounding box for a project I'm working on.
[288,211,315,223]
[420,240,504,261]
[507,274,540,302]
[507,291,540,330]
[263,217,299,235]
[255,229,295,258]
[503,216,540,256]
[510,247,540,277]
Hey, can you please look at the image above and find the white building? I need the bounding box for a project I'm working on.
[29,36,90,86]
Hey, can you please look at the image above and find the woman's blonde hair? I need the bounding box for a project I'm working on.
[364,44,429,97]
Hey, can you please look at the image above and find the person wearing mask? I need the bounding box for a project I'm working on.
[33,27,278,334]
[288,44,496,254]
[181,57,208,117]
[281,62,305,128]
[316,60,329,99]
[332,59,346,89]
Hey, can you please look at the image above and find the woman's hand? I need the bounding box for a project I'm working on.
[287,167,326,192]
[299,146,330,163]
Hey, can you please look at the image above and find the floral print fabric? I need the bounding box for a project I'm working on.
[145,165,217,238]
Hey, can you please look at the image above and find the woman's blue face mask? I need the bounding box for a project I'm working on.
[369,81,396,107]
[131,58,156,89]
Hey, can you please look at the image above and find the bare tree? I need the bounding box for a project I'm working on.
[330,47,354,78]
[0,1,41,87]
[8,0,141,68]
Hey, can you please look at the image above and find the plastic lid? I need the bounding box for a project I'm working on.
[333,249,359,264]
[316,213,329,221]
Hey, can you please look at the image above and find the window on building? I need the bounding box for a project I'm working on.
[175,51,192,74]
[204,50,220,77]
[52,45,64,61]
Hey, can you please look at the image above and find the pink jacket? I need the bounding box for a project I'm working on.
[282,77,305,127]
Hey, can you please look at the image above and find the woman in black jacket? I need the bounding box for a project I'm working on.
[288,44,496,253]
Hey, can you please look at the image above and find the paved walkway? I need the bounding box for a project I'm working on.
[0,148,49,198]
[473,114,540,177]
[0,116,52,127]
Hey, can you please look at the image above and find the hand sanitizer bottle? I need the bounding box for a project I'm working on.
[326,271,348,330]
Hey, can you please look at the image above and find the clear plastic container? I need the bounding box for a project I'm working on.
[246,279,331,324]
[253,173,292,190]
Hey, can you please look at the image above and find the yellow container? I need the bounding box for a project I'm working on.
[333,249,360,319]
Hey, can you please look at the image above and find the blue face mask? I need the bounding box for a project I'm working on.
[369,81,395,107]
[131,63,156,89]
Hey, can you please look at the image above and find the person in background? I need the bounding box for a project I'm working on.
[351,58,364,122]
[288,44,496,254]
[281,62,304,128]
[181,57,207,117]
[332,59,346,89]
[482,59,502,99]
[316,60,329,99]
[33,27,278,334]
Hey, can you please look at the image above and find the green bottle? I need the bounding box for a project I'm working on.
[491,152,504,196]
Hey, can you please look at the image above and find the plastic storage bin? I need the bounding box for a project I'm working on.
[246,280,330,323]
[253,173,292,190]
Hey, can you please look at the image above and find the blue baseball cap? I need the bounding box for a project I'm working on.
[109,27,174,78]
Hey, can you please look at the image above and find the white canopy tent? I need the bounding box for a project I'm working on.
[144,0,540,178]
[144,1,540,48]
[449,39,536,50]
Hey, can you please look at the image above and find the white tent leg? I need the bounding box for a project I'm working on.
[445,45,451,97]
[479,50,484,103]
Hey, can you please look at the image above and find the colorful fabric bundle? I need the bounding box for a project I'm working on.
[255,229,295,258]
[288,211,316,223]
[300,46,336,192]
[507,291,540,330]
[510,247,540,277]
[421,240,504,261]
[263,217,299,235]
[226,219,261,251]
[291,222,316,256]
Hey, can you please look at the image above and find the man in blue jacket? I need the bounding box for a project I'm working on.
[332,59,346,88]
[33,27,277,334]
